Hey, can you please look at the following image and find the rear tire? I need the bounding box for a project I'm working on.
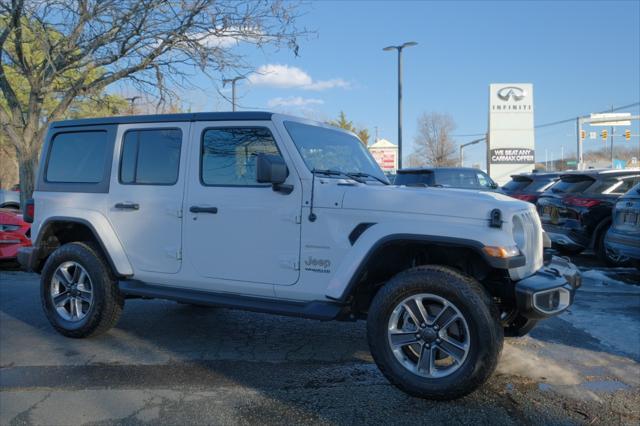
[367,265,503,400]
[41,242,124,338]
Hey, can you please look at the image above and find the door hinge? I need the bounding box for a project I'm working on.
[177,208,183,218]
[295,215,302,224]
[176,249,182,261]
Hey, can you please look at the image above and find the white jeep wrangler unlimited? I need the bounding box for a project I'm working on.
[19,112,580,400]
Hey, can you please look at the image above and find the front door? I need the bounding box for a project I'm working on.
[108,123,188,274]
[184,121,302,286]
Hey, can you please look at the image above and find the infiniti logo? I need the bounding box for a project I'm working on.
[497,86,527,102]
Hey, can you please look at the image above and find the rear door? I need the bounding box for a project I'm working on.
[107,123,189,274]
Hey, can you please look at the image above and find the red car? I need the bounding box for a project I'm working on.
[0,208,31,261]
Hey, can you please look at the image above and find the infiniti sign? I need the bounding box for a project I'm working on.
[497,86,527,102]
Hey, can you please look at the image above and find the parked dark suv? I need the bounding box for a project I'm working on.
[394,167,501,192]
[536,169,640,265]
[605,183,640,268]
[502,172,560,203]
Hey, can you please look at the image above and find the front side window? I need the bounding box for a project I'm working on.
[201,127,279,186]
[46,131,107,183]
[476,171,496,189]
[284,121,386,182]
[120,129,182,185]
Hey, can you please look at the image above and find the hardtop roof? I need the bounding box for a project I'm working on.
[50,111,274,128]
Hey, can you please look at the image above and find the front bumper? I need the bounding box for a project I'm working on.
[515,256,581,320]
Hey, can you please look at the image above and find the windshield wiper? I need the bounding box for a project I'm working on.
[312,169,367,183]
[345,172,390,185]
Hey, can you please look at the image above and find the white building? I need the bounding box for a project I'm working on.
[368,139,398,173]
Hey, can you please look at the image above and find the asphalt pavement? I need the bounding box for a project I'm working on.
[1,257,639,425]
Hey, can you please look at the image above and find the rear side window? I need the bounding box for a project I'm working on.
[586,178,620,194]
[201,127,279,186]
[394,172,434,186]
[610,177,640,195]
[550,176,594,194]
[435,169,478,188]
[119,129,182,185]
[46,132,107,183]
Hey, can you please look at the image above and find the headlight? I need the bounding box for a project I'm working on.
[483,245,520,258]
[512,215,526,251]
[0,224,21,232]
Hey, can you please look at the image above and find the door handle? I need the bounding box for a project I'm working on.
[114,202,139,210]
[190,206,218,214]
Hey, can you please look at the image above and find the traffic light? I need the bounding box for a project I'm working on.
[580,130,586,139]
[625,129,631,141]
[601,129,608,140]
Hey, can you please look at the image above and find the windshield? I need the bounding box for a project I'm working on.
[284,121,387,182]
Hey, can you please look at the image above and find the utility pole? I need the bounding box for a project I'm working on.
[610,105,614,168]
[459,137,486,167]
[576,117,583,170]
[222,76,245,111]
[383,41,417,169]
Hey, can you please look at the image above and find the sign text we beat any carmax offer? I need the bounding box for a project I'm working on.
[488,83,535,185]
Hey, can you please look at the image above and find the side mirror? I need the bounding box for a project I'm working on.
[256,153,292,194]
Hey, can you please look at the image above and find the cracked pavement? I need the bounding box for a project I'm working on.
[1,257,639,425]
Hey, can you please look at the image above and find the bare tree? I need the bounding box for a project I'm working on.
[0,0,306,204]
[412,112,458,167]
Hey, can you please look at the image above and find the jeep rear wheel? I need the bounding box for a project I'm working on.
[367,265,503,400]
[41,242,124,338]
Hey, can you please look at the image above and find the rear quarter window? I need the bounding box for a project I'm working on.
[503,178,531,191]
[37,125,116,193]
[46,131,107,183]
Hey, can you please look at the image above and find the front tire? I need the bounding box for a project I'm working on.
[367,265,503,400]
[41,242,124,338]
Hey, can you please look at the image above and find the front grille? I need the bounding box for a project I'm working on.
[510,209,543,281]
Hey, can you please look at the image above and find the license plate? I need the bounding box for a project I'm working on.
[623,212,638,224]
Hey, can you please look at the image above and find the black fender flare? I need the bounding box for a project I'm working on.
[334,233,525,302]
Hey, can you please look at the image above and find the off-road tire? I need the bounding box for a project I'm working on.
[367,265,503,400]
[41,242,124,338]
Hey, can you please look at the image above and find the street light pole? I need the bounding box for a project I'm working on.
[383,41,417,170]
[222,76,245,111]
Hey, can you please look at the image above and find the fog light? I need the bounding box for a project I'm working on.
[533,287,570,314]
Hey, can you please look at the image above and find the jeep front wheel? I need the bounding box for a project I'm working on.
[367,266,503,400]
[41,242,124,338]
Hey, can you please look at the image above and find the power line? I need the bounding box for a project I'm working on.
[535,101,640,129]
[453,101,640,136]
